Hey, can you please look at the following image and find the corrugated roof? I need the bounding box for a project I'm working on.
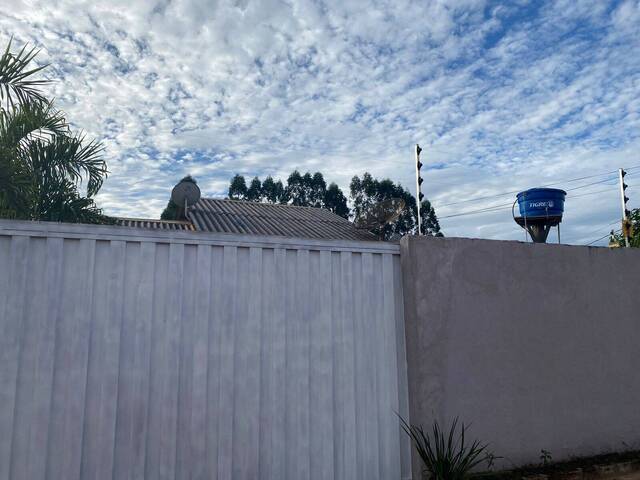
[116,217,196,231]
[188,198,379,241]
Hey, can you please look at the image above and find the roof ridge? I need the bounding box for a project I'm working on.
[117,216,192,225]
[204,212,347,225]
[201,197,339,211]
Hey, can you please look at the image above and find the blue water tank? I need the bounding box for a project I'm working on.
[516,188,566,218]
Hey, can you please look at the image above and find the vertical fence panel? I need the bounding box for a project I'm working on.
[232,246,261,479]
[260,247,287,480]
[217,245,238,479]
[79,240,124,480]
[112,240,153,479]
[190,244,212,480]
[9,238,47,480]
[206,245,224,479]
[46,239,96,480]
[309,250,334,480]
[145,242,169,479]
[0,221,408,480]
[359,252,381,480]
[176,244,198,479]
[0,235,29,480]
[18,238,63,480]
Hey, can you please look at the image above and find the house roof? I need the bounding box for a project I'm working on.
[116,217,195,231]
[187,198,379,241]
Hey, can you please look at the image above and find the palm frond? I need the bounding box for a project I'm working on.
[0,37,49,110]
[0,145,32,218]
[0,101,68,150]
[25,134,107,198]
[35,175,112,224]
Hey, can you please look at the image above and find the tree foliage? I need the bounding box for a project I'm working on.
[225,170,442,238]
[227,170,350,219]
[246,176,262,201]
[611,208,640,248]
[261,175,285,203]
[350,172,442,239]
[0,39,49,109]
[0,38,110,224]
[325,182,350,218]
[228,173,248,200]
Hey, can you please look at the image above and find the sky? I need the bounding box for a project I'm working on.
[1,0,639,245]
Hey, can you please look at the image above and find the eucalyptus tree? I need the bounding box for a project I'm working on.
[350,172,442,240]
[228,173,248,200]
[246,176,262,201]
[261,175,285,203]
[0,38,110,223]
[226,170,350,219]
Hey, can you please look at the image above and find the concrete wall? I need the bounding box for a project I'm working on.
[0,220,410,480]
[401,235,640,473]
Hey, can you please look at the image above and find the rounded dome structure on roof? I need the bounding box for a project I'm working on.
[171,179,201,207]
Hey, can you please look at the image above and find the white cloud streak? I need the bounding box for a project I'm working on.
[1,0,639,245]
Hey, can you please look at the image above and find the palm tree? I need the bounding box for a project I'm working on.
[0,38,110,223]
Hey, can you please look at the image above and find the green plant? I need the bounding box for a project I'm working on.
[611,209,640,248]
[0,38,110,223]
[400,416,490,480]
[485,452,503,472]
[540,449,552,466]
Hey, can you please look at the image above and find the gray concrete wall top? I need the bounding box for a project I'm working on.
[401,235,640,472]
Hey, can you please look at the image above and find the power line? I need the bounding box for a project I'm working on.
[586,228,621,246]
[435,164,640,208]
[437,172,639,220]
[567,188,618,199]
[439,181,621,221]
[562,219,621,245]
[437,173,615,209]
[439,202,513,220]
[564,176,618,192]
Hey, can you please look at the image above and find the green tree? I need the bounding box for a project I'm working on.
[246,176,262,201]
[285,170,307,206]
[309,172,327,207]
[0,39,110,223]
[225,170,351,219]
[611,208,640,248]
[261,175,285,203]
[160,175,197,220]
[419,199,442,236]
[350,172,442,240]
[228,173,248,199]
[325,182,349,218]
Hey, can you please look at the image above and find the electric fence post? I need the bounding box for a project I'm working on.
[415,144,424,235]
[619,168,631,247]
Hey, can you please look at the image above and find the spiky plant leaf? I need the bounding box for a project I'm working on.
[0,38,110,224]
[0,37,50,109]
[400,415,490,480]
[24,134,107,199]
[0,101,68,150]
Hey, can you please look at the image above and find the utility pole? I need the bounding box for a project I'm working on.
[619,168,631,248]
[415,144,424,235]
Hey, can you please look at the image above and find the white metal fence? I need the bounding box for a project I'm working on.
[0,220,410,480]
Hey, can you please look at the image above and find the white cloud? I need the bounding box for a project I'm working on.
[1,0,639,245]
